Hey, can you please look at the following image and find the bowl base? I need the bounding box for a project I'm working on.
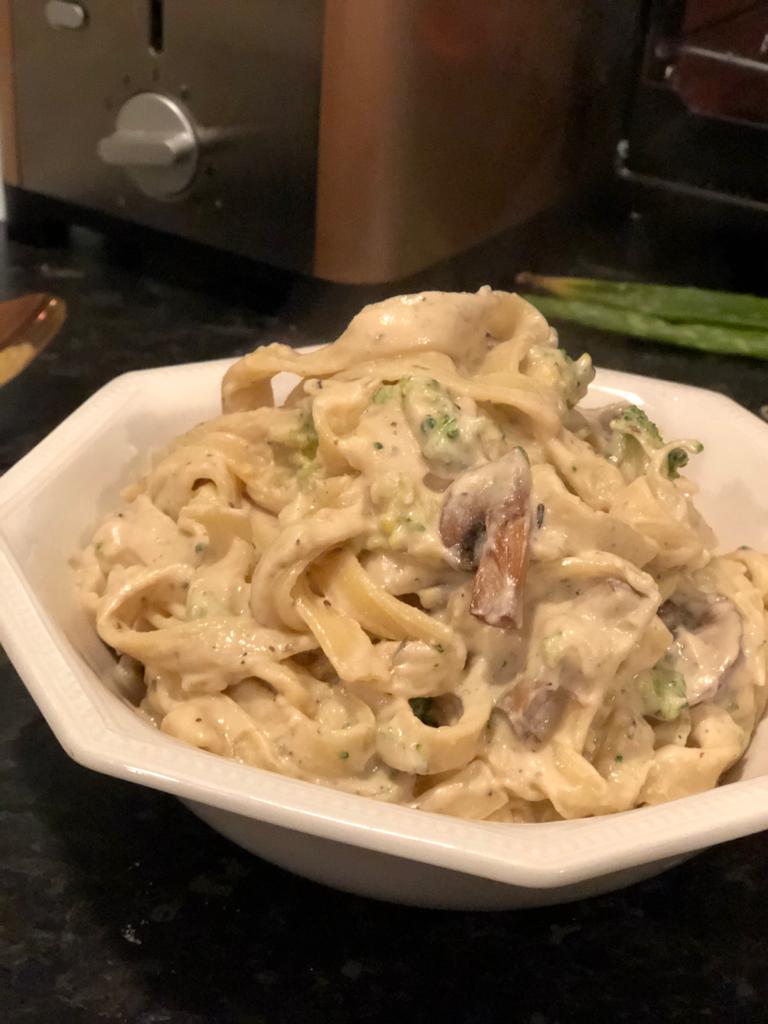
[182,798,692,910]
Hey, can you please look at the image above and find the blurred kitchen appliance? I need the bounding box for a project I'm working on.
[621,0,768,211]
[0,1,626,283]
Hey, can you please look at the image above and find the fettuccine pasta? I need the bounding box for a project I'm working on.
[77,288,768,821]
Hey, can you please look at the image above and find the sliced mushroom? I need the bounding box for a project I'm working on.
[660,593,743,706]
[439,449,532,628]
[496,682,568,744]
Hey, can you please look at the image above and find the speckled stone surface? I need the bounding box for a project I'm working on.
[2,208,768,1023]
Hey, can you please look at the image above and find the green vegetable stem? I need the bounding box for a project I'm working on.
[518,274,768,331]
[517,274,768,360]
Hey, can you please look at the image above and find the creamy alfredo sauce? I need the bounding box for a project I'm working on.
[77,289,768,821]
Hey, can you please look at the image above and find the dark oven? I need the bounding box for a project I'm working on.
[621,0,768,212]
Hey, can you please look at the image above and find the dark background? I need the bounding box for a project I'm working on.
[2,193,768,1023]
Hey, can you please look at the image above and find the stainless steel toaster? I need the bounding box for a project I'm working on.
[1,1,619,282]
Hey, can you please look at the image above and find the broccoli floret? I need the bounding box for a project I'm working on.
[666,441,704,480]
[611,407,705,466]
[401,376,469,466]
[613,405,663,446]
[562,352,594,406]
[667,447,689,479]
[421,412,460,441]
[607,405,665,478]
[283,410,318,458]
[639,663,688,721]
[522,347,594,406]
[606,406,703,483]
[273,409,319,476]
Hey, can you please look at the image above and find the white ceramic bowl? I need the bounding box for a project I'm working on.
[3,356,768,910]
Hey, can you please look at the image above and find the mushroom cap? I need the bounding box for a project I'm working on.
[440,449,532,629]
[661,594,743,706]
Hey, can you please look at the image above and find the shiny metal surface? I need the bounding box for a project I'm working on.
[315,0,582,282]
[98,92,198,199]
[12,0,323,271]
[8,0,610,281]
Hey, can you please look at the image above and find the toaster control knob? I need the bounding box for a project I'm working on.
[98,93,198,200]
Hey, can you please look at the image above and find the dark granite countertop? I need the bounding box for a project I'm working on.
[2,207,768,1023]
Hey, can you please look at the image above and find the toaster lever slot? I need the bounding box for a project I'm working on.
[149,0,164,54]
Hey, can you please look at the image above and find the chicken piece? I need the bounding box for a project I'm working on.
[440,449,532,628]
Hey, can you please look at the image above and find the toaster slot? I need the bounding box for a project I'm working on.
[149,0,164,54]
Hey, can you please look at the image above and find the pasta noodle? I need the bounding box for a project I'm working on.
[77,288,768,821]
